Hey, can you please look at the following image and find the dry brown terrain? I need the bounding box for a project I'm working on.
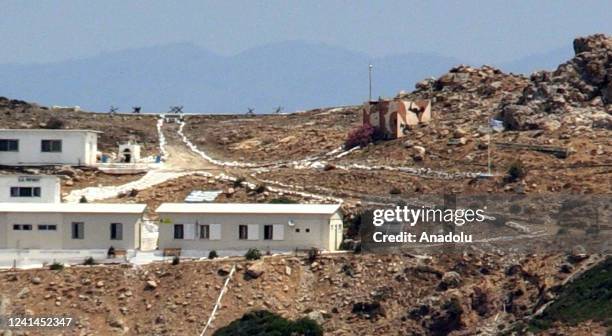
[1,252,607,336]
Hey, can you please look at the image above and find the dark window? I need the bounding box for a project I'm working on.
[305,228,310,233]
[0,139,19,152]
[13,224,32,231]
[72,222,84,239]
[174,224,184,239]
[199,224,210,239]
[41,140,62,152]
[264,225,273,240]
[38,224,57,231]
[110,223,123,240]
[10,187,41,197]
[238,225,248,240]
[295,228,300,233]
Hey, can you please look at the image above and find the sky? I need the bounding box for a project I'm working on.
[1,0,611,65]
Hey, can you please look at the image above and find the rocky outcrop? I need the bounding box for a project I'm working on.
[500,34,612,130]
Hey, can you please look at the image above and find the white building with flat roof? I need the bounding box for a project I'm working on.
[0,129,100,166]
[156,203,343,254]
[0,175,61,203]
[0,203,146,250]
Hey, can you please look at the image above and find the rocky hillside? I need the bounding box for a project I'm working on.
[1,252,607,335]
[501,34,612,131]
[0,97,160,157]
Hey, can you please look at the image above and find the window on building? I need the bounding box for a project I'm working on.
[305,228,310,233]
[238,225,248,240]
[264,225,273,240]
[10,187,41,197]
[71,222,84,239]
[110,223,123,240]
[199,224,210,239]
[41,140,62,152]
[0,139,19,152]
[174,224,184,239]
[13,224,32,231]
[38,224,57,231]
[295,228,300,233]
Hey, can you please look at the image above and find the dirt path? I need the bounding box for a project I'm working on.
[162,122,223,172]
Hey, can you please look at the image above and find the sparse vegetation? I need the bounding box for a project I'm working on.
[83,257,95,265]
[208,250,218,259]
[213,310,323,336]
[49,262,64,271]
[307,247,320,263]
[389,186,402,195]
[233,176,246,188]
[79,196,88,203]
[172,255,180,265]
[245,248,262,260]
[529,257,612,330]
[507,160,527,181]
[44,116,65,129]
[344,124,375,149]
[269,197,297,204]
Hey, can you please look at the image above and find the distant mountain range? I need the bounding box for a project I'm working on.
[0,41,572,113]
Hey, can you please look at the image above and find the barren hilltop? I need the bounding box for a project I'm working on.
[0,34,610,335]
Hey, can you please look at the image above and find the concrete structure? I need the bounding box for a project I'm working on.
[0,175,61,203]
[156,203,343,253]
[0,203,146,250]
[118,141,141,163]
[362,98,432,139]
[0,129,100,166]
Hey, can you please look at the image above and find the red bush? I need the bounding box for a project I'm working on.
[344,124,376,149]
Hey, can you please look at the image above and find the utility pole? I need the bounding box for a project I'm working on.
[368,63,373,101]
[488,129,492,175]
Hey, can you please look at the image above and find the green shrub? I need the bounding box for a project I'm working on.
[344,124,375,149]
[389,187,402,195]
[507,160,527,181]
[172,255,180,265]
[307,247,320,263]
[269,197,297,204]
[529,257,612,330]
[245,248,262,261]
[44,117,65,129]
[49,262,64,271]
[233,176,246,188]
[208,250,218,260]
[213,310,322,336]
[83,257,95,265]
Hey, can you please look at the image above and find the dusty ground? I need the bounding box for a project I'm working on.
[0,252,607,336]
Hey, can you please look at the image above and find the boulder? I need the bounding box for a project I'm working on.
[439,271,462,290]
[246,261,265,279]
[145,280,158,290]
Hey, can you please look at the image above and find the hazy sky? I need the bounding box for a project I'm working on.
[1,0,611,65]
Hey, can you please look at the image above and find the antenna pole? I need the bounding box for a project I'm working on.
[368,64,373,101]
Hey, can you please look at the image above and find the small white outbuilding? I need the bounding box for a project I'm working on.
[0,129,100,166]
[118,141,141,163]
[0,175,61,203]
[156,203,343,254]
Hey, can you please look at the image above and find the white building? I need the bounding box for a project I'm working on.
[118,141,141,163]
[0,129,100,166]
[0,175,61,203]
[0,203,146,250]
[156,203,343,254]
